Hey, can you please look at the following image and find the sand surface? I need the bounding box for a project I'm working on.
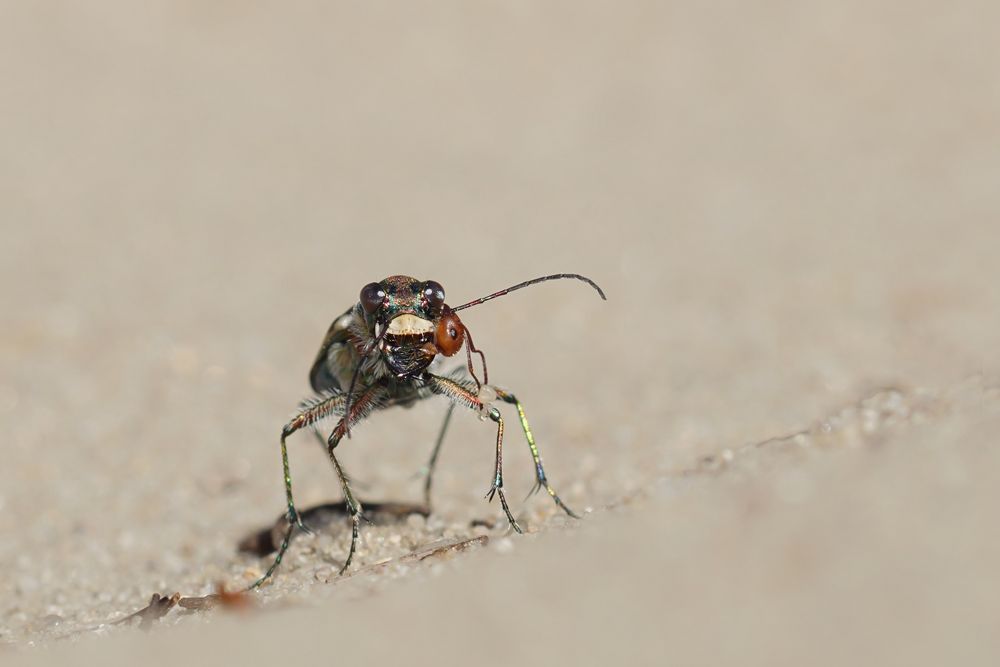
[2,2,999,664]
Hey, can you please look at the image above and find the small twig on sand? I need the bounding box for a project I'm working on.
[178,584,254,612]
[112,593,181,630]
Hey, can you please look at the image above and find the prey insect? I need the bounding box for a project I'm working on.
[248,273,606,589]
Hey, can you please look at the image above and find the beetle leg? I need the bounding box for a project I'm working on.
[418,402,455,510]
[324,384,387,574]
[325,446,362,573]
[493,388,581,519]
[247,391,349,590]
[426,374,523,534]
[312,425,370,490]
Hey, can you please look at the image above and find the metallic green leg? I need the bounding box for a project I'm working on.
[247,387,380,589]
[247,414,323,591]
[483,405,522,533]
[247,521,295,590]
[326,425,364,574]
[319,383,386,574]
[494,389,581,519]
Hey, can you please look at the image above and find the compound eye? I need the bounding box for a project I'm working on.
[422,280,446,312]
[360,282,386,315]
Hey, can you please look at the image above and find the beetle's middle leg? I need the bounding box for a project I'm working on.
[418,402,456,510]
[426,374,523,534]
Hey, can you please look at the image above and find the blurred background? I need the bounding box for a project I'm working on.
[2,1,999,663]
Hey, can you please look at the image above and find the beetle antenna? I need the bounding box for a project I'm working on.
[450,273,606,312]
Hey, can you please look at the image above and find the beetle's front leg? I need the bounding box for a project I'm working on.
[426,374,523,534]
[324,384,386,573]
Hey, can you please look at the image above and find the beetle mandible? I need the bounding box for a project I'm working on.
[249,273,606,588]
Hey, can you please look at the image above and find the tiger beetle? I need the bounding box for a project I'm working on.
[248,273,606,589]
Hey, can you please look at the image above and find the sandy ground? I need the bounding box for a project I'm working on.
[2,1,1000,664]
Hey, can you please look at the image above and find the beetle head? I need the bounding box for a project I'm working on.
[357,275,459,376]
[359,275,445,332]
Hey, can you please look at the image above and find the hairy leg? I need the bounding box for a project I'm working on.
[247,391,348,590]
[248,385,385,589]
[425,373,523,533]
[323,384,387,573]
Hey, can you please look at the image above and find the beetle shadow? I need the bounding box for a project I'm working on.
[237,500,430,557]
